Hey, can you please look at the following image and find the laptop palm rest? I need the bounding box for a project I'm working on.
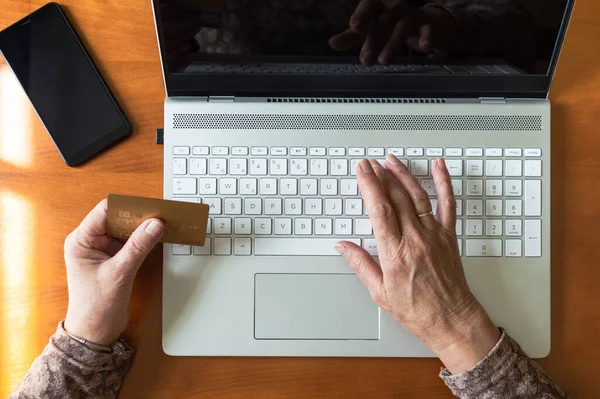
[254,273,380,340]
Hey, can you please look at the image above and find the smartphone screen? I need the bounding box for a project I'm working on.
[0,3,130,166]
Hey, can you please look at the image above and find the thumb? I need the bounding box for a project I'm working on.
[113,218,165,275]
[335,241,384,295]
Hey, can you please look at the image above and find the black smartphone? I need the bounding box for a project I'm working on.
[0,3,131,166]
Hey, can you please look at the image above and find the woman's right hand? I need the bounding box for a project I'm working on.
[336,156,500,373]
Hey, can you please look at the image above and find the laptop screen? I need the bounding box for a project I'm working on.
[156,0,570,77]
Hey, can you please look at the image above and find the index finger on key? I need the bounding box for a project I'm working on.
[357,160,402,242]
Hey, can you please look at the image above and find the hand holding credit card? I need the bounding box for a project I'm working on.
[106,194,209,246]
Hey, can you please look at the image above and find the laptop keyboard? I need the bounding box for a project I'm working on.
[170,146,542,258]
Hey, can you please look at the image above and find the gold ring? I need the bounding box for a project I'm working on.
[418,211,434,218]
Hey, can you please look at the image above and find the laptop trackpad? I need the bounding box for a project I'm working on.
[254,274,380,340]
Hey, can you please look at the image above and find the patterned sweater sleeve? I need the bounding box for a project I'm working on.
[8,322,133,399]
[440,330,568,398]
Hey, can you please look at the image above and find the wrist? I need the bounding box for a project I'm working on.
[64,313,122,346]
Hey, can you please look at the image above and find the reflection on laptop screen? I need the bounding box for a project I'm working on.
[157,0,569,76]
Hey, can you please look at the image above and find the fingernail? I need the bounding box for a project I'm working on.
[145,220,165,238]
[335,244,347,256]
[438,158,447,171]
[359,160,373,173]
[386,154,400,165]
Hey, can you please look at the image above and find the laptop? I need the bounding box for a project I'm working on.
[152,0,574,357]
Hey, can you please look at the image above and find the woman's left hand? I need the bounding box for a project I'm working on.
[63,199,165,346]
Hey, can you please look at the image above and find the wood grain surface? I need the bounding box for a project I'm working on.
[1,1,599,398]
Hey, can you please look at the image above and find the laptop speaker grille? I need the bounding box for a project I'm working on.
[172,114,542,131]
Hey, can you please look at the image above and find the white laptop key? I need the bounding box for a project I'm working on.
[214,218,232,235]
[190,158,207,175]
[193,238,211,256]
[388,148,404,156]
[321,179,338,195]
[466,219,483,236]
[407,148,423,156]
[214,238,232,255]
[291,159,308,176]
[284,198,302,215]
[271,159,288,175]
[349,148,366,156]
[467,180,483,196]
[525,180,542,216]
[251,147,268,155]
[301,179,318,195]
[350,159,361,176]
[265,198,283,215]
[210,158,227,175]
[466,239,502,257]
[506,220,522,236]
[255,218,273,235]
[311,159,328,176]
[212,146,229,155]
[467,199,483,216]
[486,219,502,236]
[505,239,522,257]
[466,148,483,157]
[451,180,463,196]
[295,218,313,235]
[239,178,257,195]
[421,179,437,196]
[174,198,201,203]
[173,146,190,155]
[456,220,462,236]
[192,146,209,155]
[525,160,542,177]
[455,199,463,216]
[219,178,237,195]
[310,147,326,156]
[446,160,463,176]
[291,147,307,156]
[340,179,358,196]
[457,239,462,256]
[505,160,522,177]
[485,160,503,176]
[235,218,252,235]
[230,159,248,175]
[345,199,363,216]
[506,180,523,196]
[335,219,353,235]
[274,218,293,235]
[426,148,443,157]
[232,146,249,155]
[325,199,342,215]
[466,160,483,176]
[173,178,197,195]
[199,178,217,195]
[173,158,187,175]
[505,148,522,157]
[486,148,502,157]
[172,244,191,255]
[271,147,288,156]
[305,198,323,215]
[259,178,278,195]
[430,199,438,215]
[280,178,298,195]
[506,199,523,216]
[331,159,348,176]
[329,147,346,156]
[446,148,463,157]
[206,218,212,234]
[234,238,252,256]
[315,218,333,235]
[352,219,371,236]
[525,220,542,257]
[368,147,384,156]
[363,239,378,256]
[525,148,542,157]
[486,180,503,196]
[245,198,262,215]
[224,198,242,215]
[250,159,268,175]
[486,200,503,216]
[204,198,222,215]
[410,160,428,176]
[255,238,360,256]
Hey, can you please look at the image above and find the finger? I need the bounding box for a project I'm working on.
[350,0,383,33]
[74,199,114,252]
[384,155,437,230]
[329,29,366,51]
[432,158,457,231]
[378,18,414,64]
[336,241,384,298]
[112,218,166,277]
[357,160,402,242]
[369,159,419,233]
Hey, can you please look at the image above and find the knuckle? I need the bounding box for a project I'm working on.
[370,201,395,219]
[411,190,430,204]
[128,236,149,255]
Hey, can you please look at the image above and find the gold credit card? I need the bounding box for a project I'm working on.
[107,194,209,246]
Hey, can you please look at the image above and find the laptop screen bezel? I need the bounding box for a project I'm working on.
[152,0,575,99]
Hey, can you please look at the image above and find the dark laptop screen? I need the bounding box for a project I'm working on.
[156,0,569,77]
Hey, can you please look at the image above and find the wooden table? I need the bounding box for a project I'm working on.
[1,1,599,397]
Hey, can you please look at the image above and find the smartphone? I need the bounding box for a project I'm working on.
[0,3,131,166]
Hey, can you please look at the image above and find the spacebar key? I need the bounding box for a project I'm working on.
[255,238,361,256]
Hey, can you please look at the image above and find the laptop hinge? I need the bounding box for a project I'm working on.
[479,97,507,104]
[209,96,236,103]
